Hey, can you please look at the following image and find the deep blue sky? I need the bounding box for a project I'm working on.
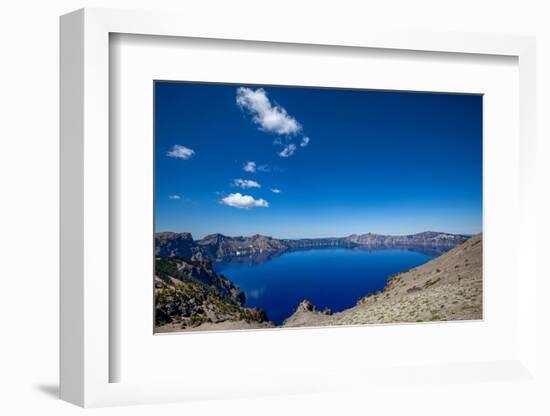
[155,82,482,239]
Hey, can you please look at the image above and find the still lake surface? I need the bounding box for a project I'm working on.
[215,247,437,324]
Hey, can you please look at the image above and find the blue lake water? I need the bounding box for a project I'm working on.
[214,247,436,324]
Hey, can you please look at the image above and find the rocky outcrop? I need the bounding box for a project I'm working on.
[283,234,483,327]
[174,257,245,304]
[155,257,272,332]
[155,232,198,258]
[282,300,334,327]
[294,299,317,313]
[155,231,469,261]
[196,233,287,259]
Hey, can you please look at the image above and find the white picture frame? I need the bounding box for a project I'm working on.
[60,7,538,408]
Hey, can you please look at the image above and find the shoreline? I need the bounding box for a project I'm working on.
[155,234,482,333]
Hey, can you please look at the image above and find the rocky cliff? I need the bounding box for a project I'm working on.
[155,256,272,332]
[155,232,198,258]
[196,233,288,259]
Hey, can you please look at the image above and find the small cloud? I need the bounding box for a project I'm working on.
[300,136,310,147]
[220,193,269,209]
[271,188,281,194]
[244,162,271,172]
[236,87,302,136]
[233,178,261,189]
[168,195,181,200]
[278,143,296,158]
[167,144,195,160]
[243,161,256,173]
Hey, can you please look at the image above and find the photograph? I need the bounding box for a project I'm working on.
[154,82,483,333]
[2,0,544,412]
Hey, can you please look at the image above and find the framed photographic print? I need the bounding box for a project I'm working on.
[153,82,483,333]
[60,7,539,408]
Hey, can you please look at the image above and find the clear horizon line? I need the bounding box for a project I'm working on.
[155,229,482,240]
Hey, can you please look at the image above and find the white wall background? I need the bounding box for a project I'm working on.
[0,1,548,415]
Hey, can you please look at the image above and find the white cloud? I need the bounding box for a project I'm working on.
[220,193,269,209]
[271,188,281,194]
[168,195,181,200]
[236,87,302,136]
[300,136,310,147]
[167,144,195,160]
[233,178,261,189]
[244,161,271,172]
[278,143,296,158]
[243,161,256,173]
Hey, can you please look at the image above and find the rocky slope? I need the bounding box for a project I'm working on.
[155,231,469,261]
[155,257,272,332]
[283,234,483,327]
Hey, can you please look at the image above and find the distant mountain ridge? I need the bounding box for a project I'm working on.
[347,231,468,247]
[155,231,469,261]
